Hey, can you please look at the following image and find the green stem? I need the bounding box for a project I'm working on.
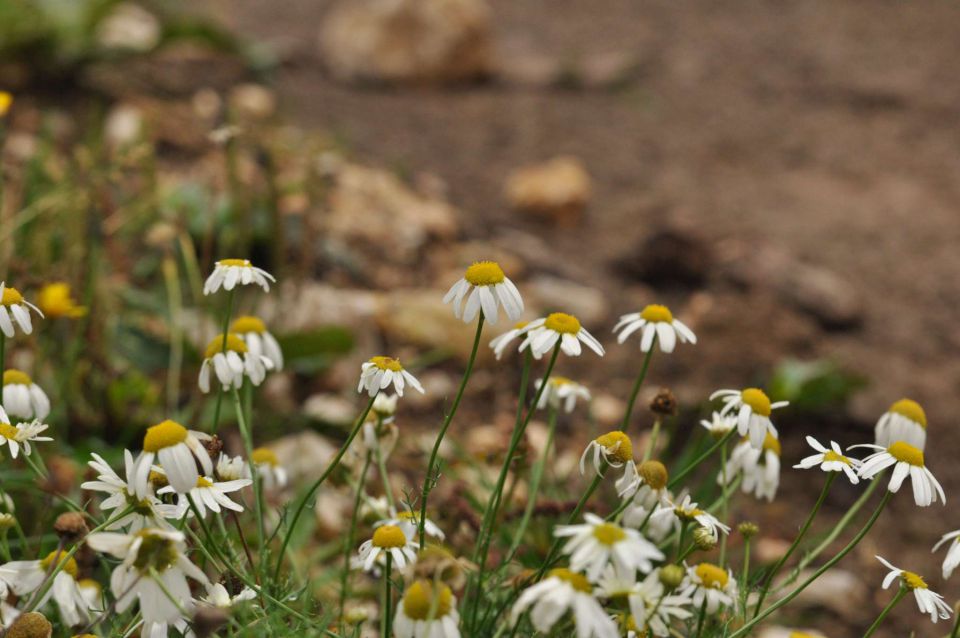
[210,289,236,432]
[340,452,373,618]
[382,554,393,638]
[739,537,752,619]
[668,429,736,489]
[621,343,655,431]
[719,437,729,566]
[532,472,603,581]
[863,585,907,638]
[643,417,661,462]
[418,316,484,550]
[505,404,558,562]
[950,605,960,638]
[694,598,708,637]
[233,386,265,577]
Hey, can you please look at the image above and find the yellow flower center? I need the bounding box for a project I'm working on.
[41,550,78,578]
[888,441,924,467]
[543,312,581,335]
[640,304,674,323]
[592,522,626,546]
[132,531,179,573]
[823,450,850,465]
[1,287,24,306]
[204,333,248,359]
[372,525,407,549]
[463,261,505,286]
[251,447,279,467]
[37,283,85,319]
[196,477,214,488]
[695,563,729,589]
[231,316,267,334]
[889,398,927,429]
[902,571,927,590]
[148,471,169,488]
[513,321,529,330]
[369,356,403,372]
[0,92,11,117]
[762,433,781,456]
[550,376,575,387]
[3,369,32,386]
[740,388,772,417]
[77,578,101,593]
[143,420,188,452]
[549,568,592,593]
[638,460,668,490]
[0,422,17,440]
[218,259,251,267]
[595,431,633,464]
[402,580,453,620]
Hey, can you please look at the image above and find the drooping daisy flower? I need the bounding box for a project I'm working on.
[3,551,91,626]
[199,582,257,609]
[198,333,273,393]
[231,316,284,371]
[0,418,52,459]
[203,259,275,295]
[720,434,780,502]
[86,529,209,632]
[700,412,737,438]
[375,508,445,541]
[536,376,591,413]
[875,399,927,451]
[933,530,960,579]
[616,460,670,506]
[520,312,605,359]
[357,356,424,398]
[852,441,945,507]
[356,525,418,572]
[250,447,288,490]
[443,261,523,326]
[627,569,693,637]
[393,579,461,638]
[371,393,399,423]
[159,475,251,519]
[554,514,664,581]
[613,304,697,353]
[2,370,50,420]
[36,282,86,319]
[580,431,634,477]
[710,388,788,449]
[81,451,183,531]
[132,420,213,496]
[680,562,738,615]
[875,556,952,623]
[0,284,43,338]
[489,322,531,359]
[511,568,618,637]
[793,436,861,484]
[215,454,248,482]
[652,495,730,542]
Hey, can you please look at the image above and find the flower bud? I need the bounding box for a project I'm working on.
[738,522,759,539]
[649,388,678,417]
[693,526,718,551]
[659,564,685,590]
[0,513,16,530]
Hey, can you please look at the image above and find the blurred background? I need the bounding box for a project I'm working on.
[2,0,959,635]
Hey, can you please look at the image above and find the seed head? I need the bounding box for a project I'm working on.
[649,388,678,416]
[7,612,53,638]
[738,522,759,539]
[54,512,89,542]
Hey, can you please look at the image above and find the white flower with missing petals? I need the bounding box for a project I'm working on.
[875,555,952,623]
[159,475,251,519]
[710,387,787,449]
[794,436,861,484]
[443,261,523,326]
[203,259,275,295]
[580,431,633,477]
[200,582,257,609]
[852,441,945,507]
[0,416,52,459]
[520,312,605,359]
[489,322,531,359]
[613,304,696,353]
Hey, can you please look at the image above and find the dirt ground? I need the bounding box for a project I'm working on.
[198,1,960,634]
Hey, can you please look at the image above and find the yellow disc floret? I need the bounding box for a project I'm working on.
[196,477,214,488]
[543,312,581,335]
[902,570,928,590]
[638,460,669,490]
[368,356,403,372]
[695,562,729,589]
[823,450,851,465]
[549,568,592,593]
[888,441,924,467]
[1,287,24,307]
[218,259,250,267]
[740,388,772,417]
[0,423,18,440]
[640,304,674,323]
[143,420,189,452]
[889,398,927,429]
[592,522,627,546]
[3,369,32,386]
[372,525,407,549]
[231,316,267,334]
[40,550,78,578]
[204,333,248,359]
[514,321,529,330]
[595,431,633,464]
[464,261,505,286]
[252,447,279,467]
[761,433,781,456]
[401,580,454,620]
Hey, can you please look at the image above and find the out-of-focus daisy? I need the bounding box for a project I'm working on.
[2,370,50,420]
[511,568,618,637]
[203,259,275,295]
[0,284,43,338]
[710,388,788,449]
[489,321,530,359]
[36,283,86,319]
[536,376,591,413]
[3,551,91,626]
[680,562,738,615]
[875,555,951,623]
[159,475,251,519]
[250,447,288,490]
[86,529,209,633]
[933,530,960,579]
[875,398,927,451]
[580,431,633,477]
[375,508,445,541]
[852,441,945,507]
[521,312,605,358]
[443,261,523,326]
[198,333,273,393]
[0,93,11,118]
[0,417,52,459]
[230,316,283,371]
[627,569,693,637]
[133,420,212,496]
[357,524,418,572]
[78,578,104,615]
[653,495,730,542]
[794,436,861,484]
[554,514,664,581]
[394,579,461,638]
[215,454,248,482]
[720,434,781,502]
[200,582,257,609]
[700,412,737,439]
[81,451,182,531]
[613,304,696,353]
[357,356,424,398]
[371,393,399,423]
[616,460,670,507]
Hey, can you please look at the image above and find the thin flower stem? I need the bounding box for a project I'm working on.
[694,598,708,637]
[621,343,655,431]
[643,417,661,462]
[382,553,393,638]
[233,386,266,578]
[339,451,373,618]
[863,585,907,638]
[0,333,5,379]
[668,429,736,489]
[739,537,752,620]
[752,473,837,617]
[730,491,893,638]
[210,289,236,432]
[718,438,729,566]
[418,316,485,550]
[273,393,378,581]
[532,472,604,582]
[950,605,960,638]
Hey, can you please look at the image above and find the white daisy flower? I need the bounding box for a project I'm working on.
[794,436,861,484]
[554,514,664,581]
[393,579,461,638]
[2,369,50,420]
[357,356,424,398]
[875,555,952,623]
[489,321,532,359]
[375,508,445,541]
[81,450,183,531]
[616,460,670,507]
[356,524,418,572]
[200,582,257,609]
[520,312,605,359]
[933,530,960,579]
[720,434,781,502]
[442,261,523,326]
[0,417,52,459]
[536,376,591,414]
[215,453,248,482]
[622,500,674,542]
[132,420,213,496]
[86,529,209,631]
[627,569,693,637]
[250,447,288,490]
[875,398,927,451]
[371,393,399,422]
[0,556,47,598]
[203,259,275,295]
[710,387,788,449]
[852,441,945,507]
[230,315,283,371]
[700,412,737,438]
[3,551,91,626]
[511,568,618,638]
[198,333,273,393]
[680,562,738,615]
[652,495,730,542]
[159,475,251,519]
[0,284,43,338]
[613,304,697,353]
[580,431,634,477]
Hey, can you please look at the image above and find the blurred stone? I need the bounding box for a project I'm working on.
[104,104,144,148]
[261,282,383,333]
[319,0,493,85]
[791,568,866,613]
[465,424,506,461]
[592,393,625,428]
[505,156,590,225]
[498,53,564,88]
[528,275,608,324]
[314,490,352,539]
[755,536,791,565]
[229,84,277,121]
[303,393,357,426]
[617,223,713,288]
[578,51,640,89]
[271,431,337,484]
[402,369,456,409]
[97,3,161,52]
